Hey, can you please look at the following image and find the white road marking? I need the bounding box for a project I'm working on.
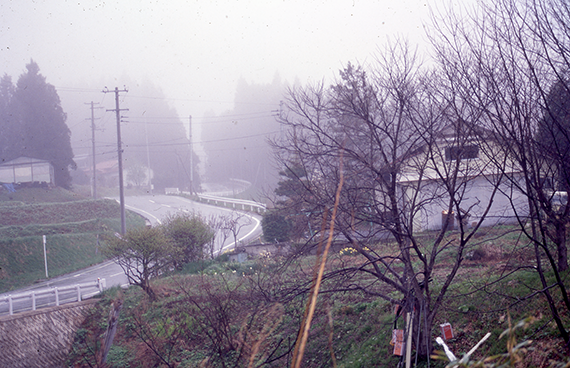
[125,204,162,224]
[220,216,261,252]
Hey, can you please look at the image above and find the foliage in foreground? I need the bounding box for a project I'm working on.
[68,248,570,368]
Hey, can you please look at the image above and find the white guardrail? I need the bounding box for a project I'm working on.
[1,278,106,316]
[196,193,267,213]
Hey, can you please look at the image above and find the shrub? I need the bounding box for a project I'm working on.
[161,213,214,264]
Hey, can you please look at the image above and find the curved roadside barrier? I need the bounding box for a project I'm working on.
[196,193,267,214]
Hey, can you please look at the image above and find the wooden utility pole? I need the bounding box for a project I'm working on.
[144,117,152,194]
[85,101,103,199]
[103,87,128,234]
[189,115,194,195]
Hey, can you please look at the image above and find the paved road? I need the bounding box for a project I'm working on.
[123,195,262,254]
[0,195,261,316]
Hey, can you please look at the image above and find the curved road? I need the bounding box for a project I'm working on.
[0,195,261,316]
[124,195,262,254]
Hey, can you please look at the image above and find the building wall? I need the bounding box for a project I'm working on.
[0,158,53,184]
[412,176,528,231]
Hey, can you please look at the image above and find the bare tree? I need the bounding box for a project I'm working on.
[226,210,254,250]
[126,161,147,188]
[272,40,505,358]
[172,274,287,368]
[206,213,233,258]
[205,211,255,257]
[428,0,570,345]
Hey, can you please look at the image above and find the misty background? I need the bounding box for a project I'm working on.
[0,0,447,199]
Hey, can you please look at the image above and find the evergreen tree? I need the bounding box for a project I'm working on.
[0,74,20,162]
[537,78,570,191]
[14,60,75,188]
[271,162,313,241]
[261,212,291,243]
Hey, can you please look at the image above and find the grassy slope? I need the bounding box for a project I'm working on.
[0,187,145,292]
[67,232,570,367]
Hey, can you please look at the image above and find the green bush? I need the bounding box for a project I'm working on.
[161,213,214,264]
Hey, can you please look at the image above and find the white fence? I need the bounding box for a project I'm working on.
[1,278,106,316]
[197,193,267,213]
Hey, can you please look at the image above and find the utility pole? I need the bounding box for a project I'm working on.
[85,101,103,199]
[189,115,194,195]
[103,87,129,235]
[144,117,152,194]
[272,100,284,144]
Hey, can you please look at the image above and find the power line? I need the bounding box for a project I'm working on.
[73,128,281,151]
[56,87,103,93]
[126,94,277,106]
[194,144,270,153]
[200,130,281,144]
[126,112,274,124]
[191,111,274,120]
[122,129,281,147]
[55,85,280,107]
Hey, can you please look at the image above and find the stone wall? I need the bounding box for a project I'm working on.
[0,299,98,368]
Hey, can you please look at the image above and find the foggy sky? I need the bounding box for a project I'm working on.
[0,0,445,120]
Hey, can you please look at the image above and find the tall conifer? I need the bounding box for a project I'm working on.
[14,60,75,188]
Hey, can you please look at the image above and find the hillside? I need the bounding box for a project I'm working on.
[67,230,570,368]
[0,187,145,292]
[0,186,87,203]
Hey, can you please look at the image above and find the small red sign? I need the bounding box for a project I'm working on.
[440,323,454,340]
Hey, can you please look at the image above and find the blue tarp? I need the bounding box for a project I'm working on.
[3,183,16,193]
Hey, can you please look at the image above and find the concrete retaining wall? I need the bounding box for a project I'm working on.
[0,299,98,368]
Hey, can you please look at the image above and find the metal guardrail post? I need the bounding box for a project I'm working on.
[76,284,81,302]
[8,295,12,315]
[31,291,36,310]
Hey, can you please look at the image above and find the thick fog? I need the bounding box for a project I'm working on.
[0,0,443,195]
